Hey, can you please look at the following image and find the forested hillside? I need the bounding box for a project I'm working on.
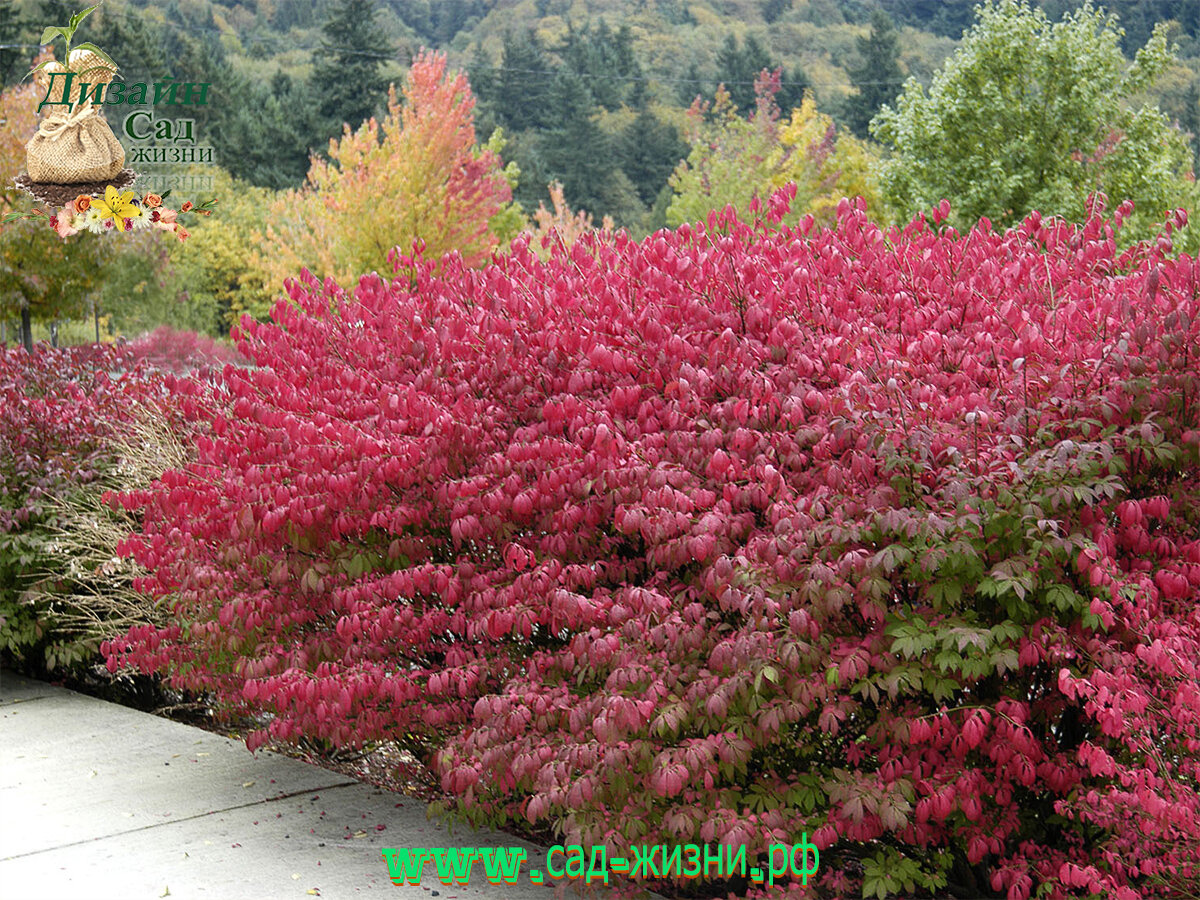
[6,0,1200,228]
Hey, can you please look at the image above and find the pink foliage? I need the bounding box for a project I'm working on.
[106,195,1200,897]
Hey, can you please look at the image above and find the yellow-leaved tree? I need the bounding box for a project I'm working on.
[255,49,523,288]
[768,93,883,226]
[667,73,882,229]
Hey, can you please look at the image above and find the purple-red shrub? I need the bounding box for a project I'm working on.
[106,192,1200,898]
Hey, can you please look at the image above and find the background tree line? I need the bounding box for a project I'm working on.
[7,0,1200,209]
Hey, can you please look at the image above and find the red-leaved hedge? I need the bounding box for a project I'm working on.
[107,192,1200,898]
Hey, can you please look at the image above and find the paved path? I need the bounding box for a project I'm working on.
[0,671,567,899]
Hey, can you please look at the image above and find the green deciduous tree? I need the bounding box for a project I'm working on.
[666,84,777,228]
[770,92,883,224]
[154,166,277,334]
[0,81,100,351]
[93,232,180,340]
[1,68,189,347]
[873,0,1194,240]
[1184,79,1200,173]
[0,224,105,352]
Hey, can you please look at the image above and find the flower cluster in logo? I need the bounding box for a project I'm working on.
[17,187,216,240]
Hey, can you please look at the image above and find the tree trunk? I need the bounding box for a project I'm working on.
[20,301,32,353]
[93,297,100,344]
[50,320,58,348]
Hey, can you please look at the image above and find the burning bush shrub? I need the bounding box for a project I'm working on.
[107,194,1200,898]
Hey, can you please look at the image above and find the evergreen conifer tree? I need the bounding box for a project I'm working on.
[494,30,555,132]
[843,10,903,138]
[715,34,771,112]
[620,108,687,207]
[540,70,612,215]
[312,0,391,132]
[0,2,25,86]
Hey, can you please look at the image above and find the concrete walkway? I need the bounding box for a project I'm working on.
[0,671,567,899]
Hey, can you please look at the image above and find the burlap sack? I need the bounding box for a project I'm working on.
[25,51,125,184]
